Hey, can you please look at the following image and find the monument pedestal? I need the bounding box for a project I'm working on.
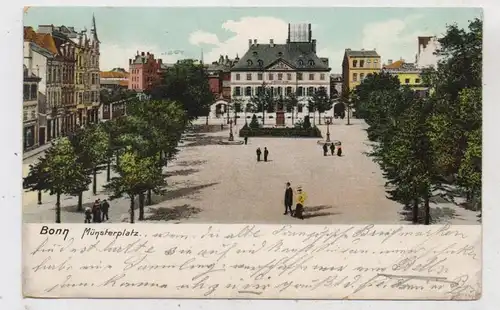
[276,111,285,127]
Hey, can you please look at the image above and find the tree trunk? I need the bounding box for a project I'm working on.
[318,112,322,125]
[424,195,431,225]
[55,192,61,223]
[130,195,135,224]
[206,115,209,126]
[77,192,83,212]
[262,109,266,125]
[412,199,419,224]
[312,112,316,126]
[147,189,152,205]
[37,190,42,205]
[347,105,351,125]
[106,158,111,182]
[92,168,97,195]
[291,108,295,125]
[139,192,145,221]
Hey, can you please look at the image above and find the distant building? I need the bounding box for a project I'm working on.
[330,73,342,98]
[342,48,381,94]
[415,36,441,69]
[100,68,129,90]
[383,59,429,97]
[128,51,163,92]
[230,23,331,121]
[23,65,41,150]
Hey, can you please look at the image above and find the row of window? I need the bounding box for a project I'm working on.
[235,72,326,81]
[233,86,327,97]
[246,58,315,67]
[352,59,379,68]
[23,83,38,101]
[404,78,421,84]
[76,54,98,68]
[75,91,100,105]
[23,108,37,122]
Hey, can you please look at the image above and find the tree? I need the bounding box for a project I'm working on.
[308,88,333,125]
[232,98,244,125]
[148,59,214,121]
[105,148,166,223]
[39,138,88,223]
[79,124,110,195]
[249,114,260,129]
[303,115,311,129]
[249,82,274,125]
[284,93,299,125]
[23,158,49,205]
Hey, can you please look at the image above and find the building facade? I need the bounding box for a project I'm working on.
[230,23,331,121]
[415,36,441,69]
[100,68,131,121]
[23,65,41,151]
[128,52,163,92]
[206,55,236,117]
[342,49,381,94]
[383,59,429,97]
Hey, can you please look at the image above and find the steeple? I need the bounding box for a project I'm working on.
[91,13,100,43]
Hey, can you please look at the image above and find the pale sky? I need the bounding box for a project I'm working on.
[24,7,482,73]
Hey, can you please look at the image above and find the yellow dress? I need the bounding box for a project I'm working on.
[297,192,307,205]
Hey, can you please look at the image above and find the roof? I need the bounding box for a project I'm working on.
[29,42,55,59]
[100,71,129,79]
[24,26,58,55]
[345,49,380,58]
[231,42,330,71]
[383,60,404,69]
[383,62,421,73]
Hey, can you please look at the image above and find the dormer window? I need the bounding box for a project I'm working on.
[277,52,283,57]
[258,59,264,67]
[308,60,315,66]
[247,60,253,66]
[298,59,304,66]
[252,51,258,57]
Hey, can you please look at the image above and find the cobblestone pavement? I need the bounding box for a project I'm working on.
[23,118,480,224]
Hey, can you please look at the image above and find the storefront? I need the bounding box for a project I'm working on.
[23,122,37,151]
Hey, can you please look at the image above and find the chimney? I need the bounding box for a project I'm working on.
[287,23,291,43]
[249,39,252,47]
[361,48,364,51]
[388,59,393,65]
[253,39,257,45]
[270,39,274,47]
[129,59,132,65]
[312,39,316,53]
[308,23,312,42]
[141,52,145,56]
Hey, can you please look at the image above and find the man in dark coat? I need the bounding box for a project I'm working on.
[284,182,293,215]
[264,147,269,162]
[244,136,248,145]
[101,199,110,221]
[92,200,101,223]
[330,143,335,156]
[323,143,328,156]
[256,147,262,162]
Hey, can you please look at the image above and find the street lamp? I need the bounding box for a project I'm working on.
[326,120,331,142]
[228,119,234,141]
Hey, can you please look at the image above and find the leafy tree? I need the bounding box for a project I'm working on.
[308,88,333,125]
[148,59,214,121]
[249,82,274,125]
[249,114,260,129]
[232,98,244,125]
[79,124,110,195]
[39,138,89,223]
[284,93,299,124]
[105,148,166,223]
[23,158,49,205]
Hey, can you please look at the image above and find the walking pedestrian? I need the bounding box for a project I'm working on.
[337,142,343,157]
[284,182,293,215]
[323,143,328,156]
[264,147,269,162]
[92,199,102,223]
[256,147,262,162]
[220,123,224,130]
[101,199,110,221]
[330,143,335,156]
[244,136,248,145]
[84,205,92,223]
[294,186,307,220]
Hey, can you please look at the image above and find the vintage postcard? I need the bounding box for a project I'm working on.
[22,7,482,299]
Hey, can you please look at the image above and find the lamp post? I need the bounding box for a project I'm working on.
[228,119,234,141]
[326,120,331,142]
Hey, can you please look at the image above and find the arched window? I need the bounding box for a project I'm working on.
[258,59,264,67]
[297,87,304,96]
[318,86,326,93]
[252,51,258,57]
[286,86,293,95]
[298,59,304,66]
[307,87,314,96]
[308,60,315,66]
[245,86,252,96]
[353,60,358,67]
[234,87,241,96]
[277,87,282,96]
[247,59,253,66]
[277,52,283,57]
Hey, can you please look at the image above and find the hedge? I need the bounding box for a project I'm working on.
[239,126,322,138]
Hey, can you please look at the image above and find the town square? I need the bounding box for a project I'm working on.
[22,7,482,225]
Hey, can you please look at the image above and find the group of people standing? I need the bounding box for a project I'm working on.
[256,147,269,162]
[322,142,342,157]
[284,182,307,220]
[84,199,111,223]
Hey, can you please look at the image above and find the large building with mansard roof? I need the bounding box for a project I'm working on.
[230,23,331,121]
